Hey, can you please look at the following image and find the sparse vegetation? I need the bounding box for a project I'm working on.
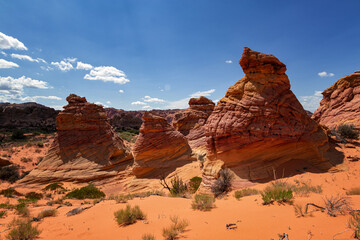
[349,211,360,239]
[117,130,138,143]
[25,192,43,201]
[65,183,105,199]
[234,188,259,200]
[114,205,146,226]
[6,218,41,240]
[211,168,233,197]
[46,198,63,206]
[142,234,156,240]
[191,194,215,211]
[293,180,322,197]
[324,195,352,217]
[11,130,26,140]
[294,204,308,217]
[188,176,202,193]
[20,157,32,163]
[115,194,134,203]
[160,175,187,197]
[347,188,360,196]
[0,210,6,218]
[337,124,359,140]
[0,188,22,198]
[261,181,293,205]
[162,215,189,240]
[15,203,30,217]
[38,208,57,218]
[0,166,20,183]
[43,182,65,191]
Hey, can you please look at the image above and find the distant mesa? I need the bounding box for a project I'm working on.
[172,96,215,150]
[200,47,344,191]
[132,111,196,178]
[312,71,360,129]
[20,94,133,184]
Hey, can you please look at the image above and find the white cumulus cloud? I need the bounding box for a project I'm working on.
[20,95,62,101]
[11,53,46,63]
[76,61,93,70]
[225,60,233,63]
[0,32,27,50]
[318,71,334,77]
[131,101,146,105]
[84,66,130,84]
[119,89,124,93]
[142,106,152,110]
[1,51,7,56]
[51,60,74,72]
[299,90,323,112]
[0,59,19,69]
[143,95,165,103]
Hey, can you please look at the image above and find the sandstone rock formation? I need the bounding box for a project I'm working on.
[202,47,343,190]
[312,71,360,129]
[172,96,215,149]
[132,111,195,178]
[20,94,133,183]
[0,102,58,132]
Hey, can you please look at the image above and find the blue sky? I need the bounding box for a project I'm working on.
[0,0,359,111]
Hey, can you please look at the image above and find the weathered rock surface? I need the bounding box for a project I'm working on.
[20,94,133,183]
[0,102,58,132]
[201,47,343,191]
[312,71,360,129]
[172,96,215,149]
[132,111,195,178]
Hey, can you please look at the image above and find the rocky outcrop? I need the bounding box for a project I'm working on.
[312,71,360,129]
[172,96,215,149]
[201,47,343,191]
[20,94,133,183]
[0,102,58,132]
[132,112,195,178]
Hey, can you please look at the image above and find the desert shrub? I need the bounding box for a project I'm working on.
[0,166,20,183]
[15,203,30,217]
[261,181,293,205]
[46,198,63,206]
[36,142,44,148]
[0,210,6,218]
[211,168,233,197]
[349,211,360,239]
[114,205,146,226]
[11,130,26,140]
[25,192,43,201]
[0,188,22,197]
[65,183,105,199]
[347,188,360,195]
[131,190,165,198]
[115,194,134,203]
[337,124,359,140]
[324,195,352,217]
[20,157,32,163]
[188,177,202,193]
[169,176,187,197]
[64,201,72,206]
[6,218,41,240]
[117,131,138,143]
[293,180,322,196]
[142,234,156,240]
[191,194,215,211]
[43,182,65,191]
[162,215,189,240]
[38,208,57,218]
[0,203,15,209]
[234,188,259,200]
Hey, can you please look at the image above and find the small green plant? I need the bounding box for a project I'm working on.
[211,168,233,197]
[25,192,43,201]
[66,183,105,199]
[191,194,215,211]
[347,188,360,195]
[170,176,187,197]
[43,182,65,191]
[114,205,146,226]
[11,130,26,140]
[142,234,156,240]
[0,203,15,209]
[15,203,30,217]
[38,208,57,218]
[0,166,20,183]
[162,215,189,240]
[6,218,41,240]
[337,124,359,140]
[349,211,360,239]
[234,188,259,200]
[261,181,293,205]
[0,210,6,218]
[0,188,22,198]
[188,177,202,193]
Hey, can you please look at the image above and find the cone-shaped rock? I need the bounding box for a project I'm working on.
[202,47,343,190]
[20,94,133,183]
[312,71,360,129]
[132,111,195,178]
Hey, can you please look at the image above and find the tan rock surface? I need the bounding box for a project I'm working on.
[312,71,360,129]
[19,94,133,184]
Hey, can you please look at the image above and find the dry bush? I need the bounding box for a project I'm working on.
[142,234,156,240]
[324,195,352,217]
[337,124,359,140]
[211,169,233,197]
[234,188,259,200]
[349,211,360,239]
[15,203,30,217]
[293,180,322,196]
[191,194,215,211]
[6,218,41,240]
[38,208,57,218]
[114,205,146,226]
[347,188,360,196]
[0,210,6,218]
[162,215,189,240]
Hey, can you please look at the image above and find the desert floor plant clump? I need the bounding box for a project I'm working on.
[191,194,215,211]
[6,218,41,240]
[15,203,30,217]
[0,188,22,198]
[25,192,43,201]
[114,205,146,226]
[66,183,105,199]
[142,233,156,240]
[43,182,65,191]
[324,195,352,217]
[160,175,188,197]
[0,210,6,218]
[188,176,202,193]
[162,215,189,240]
[261,181,293,205]
[293,180,322,197]
[234,188,259,200]
[349,210,360,239]
[0,166,20,183]
[337,123,359,140]
[346,187,360,196]
[38,208,57,219]
[211,168,233,197]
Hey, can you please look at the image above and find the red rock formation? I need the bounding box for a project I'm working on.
[312,71,360,129]
[201,47,343,191]
[172,96,215,149]
[20,94,133,183]
[132,111,195,178]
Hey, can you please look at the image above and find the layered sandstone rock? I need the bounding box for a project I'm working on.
[20,94,133,183]
[312,71,360,129]
[202,47,343,190]
[132,112,195,178]
[172,96,215,149]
